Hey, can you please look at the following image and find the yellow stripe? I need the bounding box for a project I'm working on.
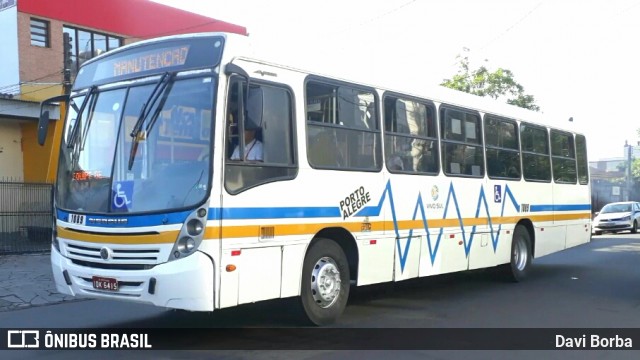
[554,213,592,221]
[58,227,179,244]
[205,212,592,239]
[59,212,591,243]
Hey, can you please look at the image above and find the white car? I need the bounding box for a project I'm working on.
[592,201,640,235]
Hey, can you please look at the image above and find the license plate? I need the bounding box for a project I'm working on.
[92,276,119,292]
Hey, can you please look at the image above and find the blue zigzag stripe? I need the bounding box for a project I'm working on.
[356,180,520,272]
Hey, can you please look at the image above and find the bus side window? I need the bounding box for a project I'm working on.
[306,79,381,171]
[485,115,520,180]
[224,80,296,194]
[440,107,483,177]
[309,128,342,167]
[521,123,551,182]
[384,95,438,174]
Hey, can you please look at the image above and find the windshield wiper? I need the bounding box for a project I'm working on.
[128,72,173,170]
[143,78,175,135]
[66,86,97,149]
[67,86,98,170]
[78,91,100,154]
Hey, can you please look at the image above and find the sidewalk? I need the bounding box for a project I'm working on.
[0,252,80,312]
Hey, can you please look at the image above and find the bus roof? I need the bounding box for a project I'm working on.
[84,31,581,136]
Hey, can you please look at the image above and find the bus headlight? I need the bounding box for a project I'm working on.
[177,236,196,253]
[186,219,204,236]
[169,206,208,261]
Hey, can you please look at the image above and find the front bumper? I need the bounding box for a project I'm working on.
[592,221,633,232]
[51,246,215,311]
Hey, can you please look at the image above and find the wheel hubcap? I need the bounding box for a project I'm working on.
[310,256,341,308]
[513,237,528,271]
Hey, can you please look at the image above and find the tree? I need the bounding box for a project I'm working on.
[441,50,540,112]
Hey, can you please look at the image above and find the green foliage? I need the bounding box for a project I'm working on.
[632,158,640,181]
[441,52,540,112]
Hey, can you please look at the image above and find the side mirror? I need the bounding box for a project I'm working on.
[38,94,69,146]
[224,63,249,78]
[594,212,599,216]
[38,110,50,146]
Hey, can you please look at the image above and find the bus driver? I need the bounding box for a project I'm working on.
[231,127,263,161]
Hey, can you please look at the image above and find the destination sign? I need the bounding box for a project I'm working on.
[94,45,190,80]
[73,36,224,89]
[111,46,190,77]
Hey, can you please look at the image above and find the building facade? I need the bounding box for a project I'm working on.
[0,0,246,182]
[589,144,640,211]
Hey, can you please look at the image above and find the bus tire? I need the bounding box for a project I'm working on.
[502,225,532,282]
[299,238,350,326]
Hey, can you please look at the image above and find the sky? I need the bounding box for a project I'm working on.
[152,0,640,161]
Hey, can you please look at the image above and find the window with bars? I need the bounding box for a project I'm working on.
[30,18,49,48]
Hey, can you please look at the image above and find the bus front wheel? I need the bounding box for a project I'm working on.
[503,225,532,282]
[299,238,350,326]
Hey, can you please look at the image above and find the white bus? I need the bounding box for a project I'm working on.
[38,32,591,325]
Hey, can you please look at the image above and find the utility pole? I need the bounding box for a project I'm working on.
[62,32,72,94]
[626,141,633,201]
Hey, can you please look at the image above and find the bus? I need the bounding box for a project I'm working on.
[38,32,591,325]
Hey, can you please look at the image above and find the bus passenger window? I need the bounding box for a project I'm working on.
[521,123,551,182]
[440,107,483,177]
[551,129,577,183]
[306,80,382,171]
[485,115,521,180]
[383,96,438,175]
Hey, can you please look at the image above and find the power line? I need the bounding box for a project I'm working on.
[478,1,543,52]
[0,69,64,92]
[353,0,418,29]
[122,19,233,40]
[443,2,544,74]
[326,0,418,45]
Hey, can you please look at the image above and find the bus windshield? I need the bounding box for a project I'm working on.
[56,38,222,214]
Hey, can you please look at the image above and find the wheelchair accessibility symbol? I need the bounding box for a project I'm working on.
[112,181,133,210]
[494,185,502,203]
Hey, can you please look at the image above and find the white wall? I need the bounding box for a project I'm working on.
[0,4,19,94]
[0,122,24,180]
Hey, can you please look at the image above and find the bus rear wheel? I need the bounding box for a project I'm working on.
[299,238,350,326]
[502,225,532,282]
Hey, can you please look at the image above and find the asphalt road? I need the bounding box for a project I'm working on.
[2,234,640,359]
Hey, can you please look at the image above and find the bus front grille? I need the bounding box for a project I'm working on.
[63,241,164,267]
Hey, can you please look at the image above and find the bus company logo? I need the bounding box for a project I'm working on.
[7,330,39,348]
[431,185,439,201]
[88,217,128,224]
[100,247,112,260]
